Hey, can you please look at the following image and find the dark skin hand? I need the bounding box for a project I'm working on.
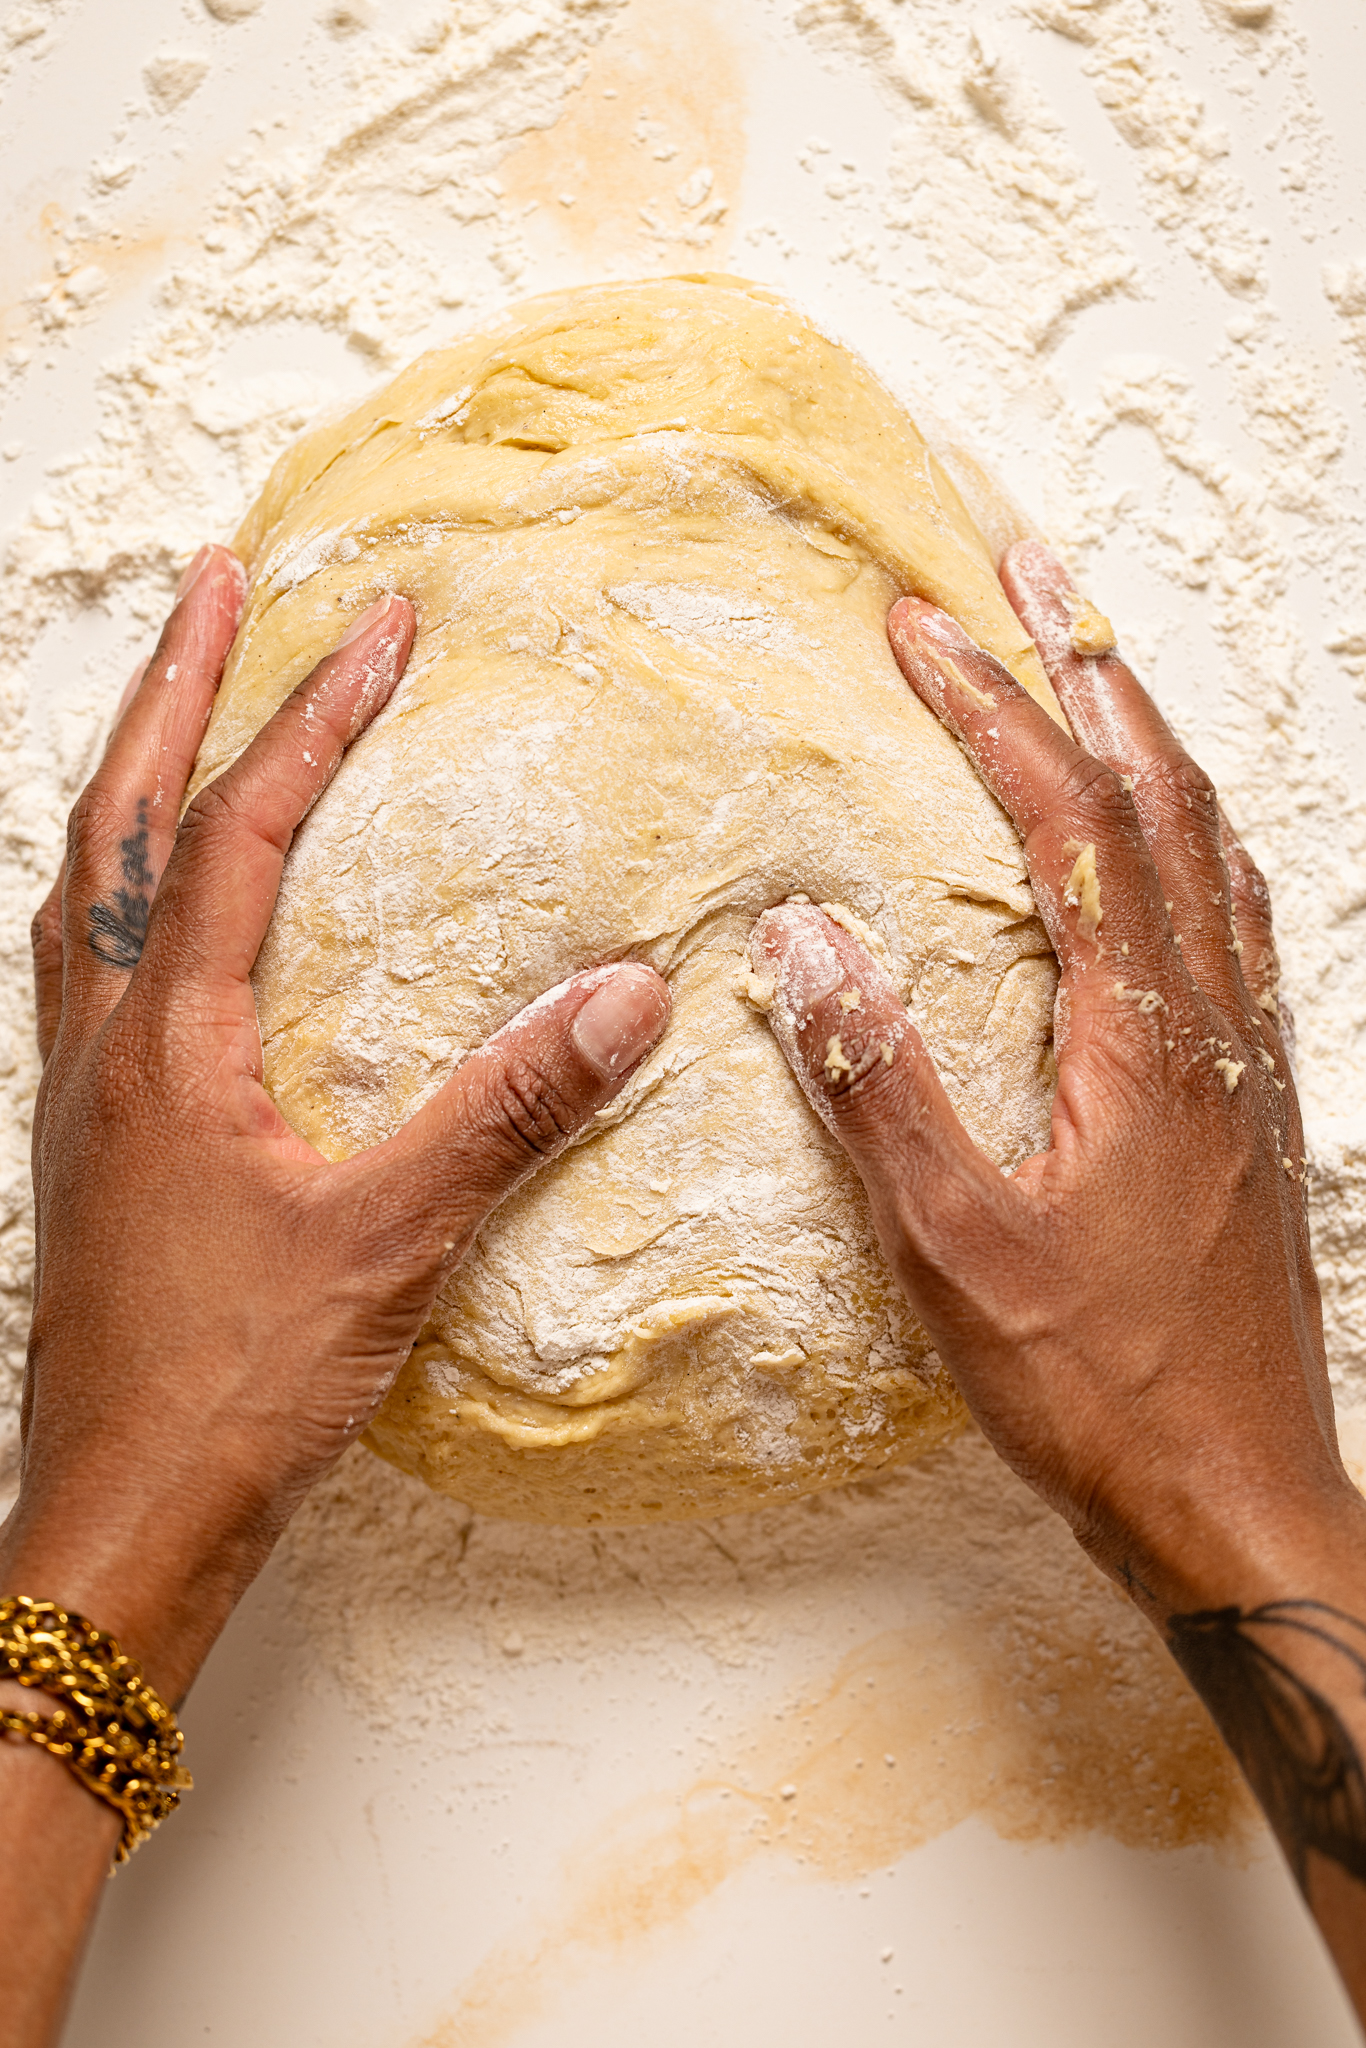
[753,539,1366,2026]
[0,545,671,2048]
[3,531,1364,2043]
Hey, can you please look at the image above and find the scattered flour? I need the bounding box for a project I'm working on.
[1,0,1365,1799]
[142,51,210,113]
[604,579,800,651]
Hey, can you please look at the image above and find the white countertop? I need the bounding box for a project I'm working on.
[3,1,1364,2042]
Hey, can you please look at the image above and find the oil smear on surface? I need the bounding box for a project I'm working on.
[415,1613,1250,2044]
[280,1428,1253,2046]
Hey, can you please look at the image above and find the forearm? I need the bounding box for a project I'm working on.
[1147,1489,1366,2023]
[0,1497,242,2048]
[0,1695,122,2048]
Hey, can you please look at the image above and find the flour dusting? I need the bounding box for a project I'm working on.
[1,0,1364,1731]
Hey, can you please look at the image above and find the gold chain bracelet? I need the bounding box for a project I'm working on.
[0,1595,192,1863]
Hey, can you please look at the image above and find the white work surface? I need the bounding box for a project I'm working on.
[3,0,1366,2043]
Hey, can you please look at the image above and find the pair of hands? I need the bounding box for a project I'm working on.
[2,537,1352,1713]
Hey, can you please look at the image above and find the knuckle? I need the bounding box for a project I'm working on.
[80,1010,216,1133]
[919,1149,990,1237]
[819,1029,906,1133]
[84,1053,141,1129]
[1052,752,1133,833]
[74,1026,154,1131]
[178,776,235,839]
[480,1052,585,1165]
[338,1179,460,1300]
[1141,750,1217,816]
[30,893,61,962]
[890,1158,1010,1293]
[183,762,292,858]
[179,775,254,858]
[65,782,122,863]
[1224,837,1278,969]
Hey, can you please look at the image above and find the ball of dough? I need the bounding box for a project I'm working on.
[190,275,1061,1525]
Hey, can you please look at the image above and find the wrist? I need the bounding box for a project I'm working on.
[0,1467,268,1705]
[1108,1456,1366,1623]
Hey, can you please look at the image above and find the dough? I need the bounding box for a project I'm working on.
[190,275,1060,1525]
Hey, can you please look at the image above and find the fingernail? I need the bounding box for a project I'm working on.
[888,604,948,708]
[571,965,670,1080]
[891,596,969,659]
[175,544,213,603]
[1003,537,1067,589]
[1002,541,1115,660]
[337,595,397,649]
[889,600,997,714]
[761,907,845,1014]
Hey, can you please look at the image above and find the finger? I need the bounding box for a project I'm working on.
[748,903,1018,1328]
[1219,806,1290,1042]
[144,596,415,1023]
[114,657,150,721]
[31,861,66,1065]
[57,546,247,1051]
[341,962,671,1267]
[887,596,1179,996]
[998,540,1252,1026]
[32,661,154,1065]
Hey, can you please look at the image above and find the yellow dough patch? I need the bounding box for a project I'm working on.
[1063,839,1103,942]
[1060,587,1118,658]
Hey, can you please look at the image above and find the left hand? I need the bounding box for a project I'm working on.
[4,544,670,1703]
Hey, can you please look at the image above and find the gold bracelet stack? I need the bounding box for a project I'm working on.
[0,1595,192,1863]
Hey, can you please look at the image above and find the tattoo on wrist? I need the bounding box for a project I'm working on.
[1168,1600,1366,1894]
[88,799,151,969]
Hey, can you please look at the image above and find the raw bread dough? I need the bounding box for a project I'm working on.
[190,275,1060,1525]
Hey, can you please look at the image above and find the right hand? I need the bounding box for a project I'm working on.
[750,540,1359,1616]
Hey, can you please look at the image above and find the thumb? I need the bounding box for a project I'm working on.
[751,903,1008,1277]
[342,962,671,1262]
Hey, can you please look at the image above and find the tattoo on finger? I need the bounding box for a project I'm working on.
[88,798,152,969]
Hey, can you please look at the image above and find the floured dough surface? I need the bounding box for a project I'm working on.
[191,275,1060,1525]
